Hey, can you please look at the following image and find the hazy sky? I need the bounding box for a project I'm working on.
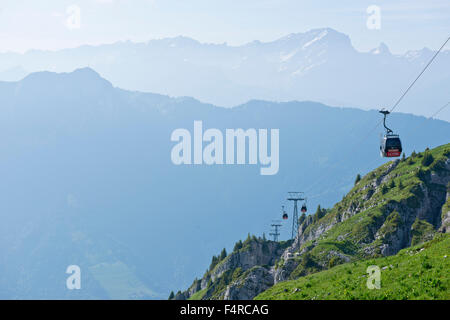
[0,0,449,53]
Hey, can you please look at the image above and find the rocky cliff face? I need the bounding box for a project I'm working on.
[439,189,450,233]
[223,266,274,300]
[174,237,291,300]
[174,144,450,300]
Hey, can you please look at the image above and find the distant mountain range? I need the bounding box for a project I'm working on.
[1,28,449,121]
[0,68,449,299]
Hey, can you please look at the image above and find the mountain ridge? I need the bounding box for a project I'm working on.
[1,28,448,120]
[3,67,449,125]
[4,28,439,56]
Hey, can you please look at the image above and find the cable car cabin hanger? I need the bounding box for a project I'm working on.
[379,110,402,158]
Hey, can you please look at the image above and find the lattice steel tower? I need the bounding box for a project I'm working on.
[269,220,282,242]
[287,192,306,239]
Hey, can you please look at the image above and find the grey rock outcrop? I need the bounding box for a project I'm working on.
[177,238,289,300]
[209,240,283,282]
[223,266,274,300]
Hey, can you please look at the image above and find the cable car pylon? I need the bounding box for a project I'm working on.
[269,220,282,242]
[287,192,307,239]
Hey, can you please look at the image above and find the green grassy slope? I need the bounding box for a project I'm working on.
[256,233,450,300]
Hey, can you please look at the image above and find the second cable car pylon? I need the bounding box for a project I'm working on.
[287,192,307,239]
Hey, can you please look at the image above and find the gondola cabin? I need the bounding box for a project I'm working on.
[379,110,403,158]
[380,134,402,157]
[301,205,307,213]
[282,213,288,220]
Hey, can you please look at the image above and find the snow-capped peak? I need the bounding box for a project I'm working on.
[303,30,329,49]
[404,47,433,60]
[370,42,391,55]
